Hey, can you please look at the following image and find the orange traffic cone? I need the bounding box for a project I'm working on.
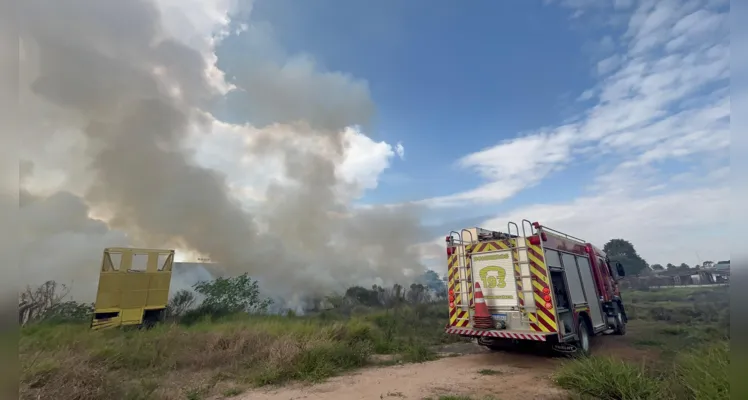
[472,282,494,329]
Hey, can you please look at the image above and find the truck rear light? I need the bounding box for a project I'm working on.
[545,302,553,309]
[540,232,548,241]
[447,247,454,256]
[543,295,551,302]
[528,235,541,245]
[448,289,455,302]
[542,287,550,295]
[445,235,451,242]
[532,221,541,229]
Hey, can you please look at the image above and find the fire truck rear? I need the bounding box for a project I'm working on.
[445,220,628,355]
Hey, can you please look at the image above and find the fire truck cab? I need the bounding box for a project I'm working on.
[445,220,627,355]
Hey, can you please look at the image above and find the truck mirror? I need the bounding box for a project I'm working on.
[615,262,626,277]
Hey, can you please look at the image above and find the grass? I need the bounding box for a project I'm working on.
[20,303,463,400]
[555,286,730,400]
[22,286,731,400]
[555,356,666,399]
[423,396,498,400]
[477,369,501,376]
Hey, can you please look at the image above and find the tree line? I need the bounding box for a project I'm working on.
[602,238,727,276]
[20,236,697,326]
[169,270,446,323]
[18,269,448,326]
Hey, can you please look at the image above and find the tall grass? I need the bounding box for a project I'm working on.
[672,342,729,400]
[555,357,664,400]
[20,303,460,400]
[555,287,730,400]
[555,342,729,400]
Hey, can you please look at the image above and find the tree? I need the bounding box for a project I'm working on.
[678,263,690,270]
[406,283,428,304]
[344,286,382,307]
[192,273,272,314]
[167,289,196,318]
[651,264,665,271]
[667,263,676,270]
[18,281,93,325]
[416,270,447,299]
[603,239,649,276]
[18,280,70,325]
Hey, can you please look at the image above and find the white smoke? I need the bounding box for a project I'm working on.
[17,0,427,304]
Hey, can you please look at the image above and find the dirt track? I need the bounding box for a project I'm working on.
[237,343,568,400]
[234,335,656,400]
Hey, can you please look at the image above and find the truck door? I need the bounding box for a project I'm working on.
[471,250,519,309]
[575,256,606,329]
[560,253,606,330]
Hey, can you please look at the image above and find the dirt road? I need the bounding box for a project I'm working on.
[237,343,568,400]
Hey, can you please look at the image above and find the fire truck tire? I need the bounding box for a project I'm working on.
[576,320,591,356]
[613,309,627,336]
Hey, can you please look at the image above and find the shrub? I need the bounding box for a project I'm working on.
[193,273,273,315]
[554,357,664,400]
[671,342,729,400]
[400,341,437,363]
[556,342,730,400]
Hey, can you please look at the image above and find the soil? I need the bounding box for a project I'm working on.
[235,342,566,400]
[231,335,659,400]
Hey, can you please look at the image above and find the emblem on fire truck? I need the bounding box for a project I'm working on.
[478,265,508,289]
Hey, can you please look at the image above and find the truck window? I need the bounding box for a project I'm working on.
[608,261,616,277]
[597,258,609,277]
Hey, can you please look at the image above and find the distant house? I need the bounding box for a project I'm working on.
[709,261,730,283]
[653,268,700,285]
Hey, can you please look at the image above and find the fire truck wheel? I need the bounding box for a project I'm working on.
[576,320,591,356]
[614,310,627,335]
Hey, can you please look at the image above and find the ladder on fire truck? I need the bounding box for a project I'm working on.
[449,219,541,327]
[449,229,474,327]
[508,220,541,325]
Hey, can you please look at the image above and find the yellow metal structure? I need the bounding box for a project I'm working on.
[91,247,175,330]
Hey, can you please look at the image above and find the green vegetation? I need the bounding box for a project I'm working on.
[603,239,649,276]
[555,286,730,400]
[20,240,731,400]
[19,274,460,400]
[424,396,498,400]
[477,369,501,376]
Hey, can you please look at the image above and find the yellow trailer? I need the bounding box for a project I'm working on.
[91,247,175,330]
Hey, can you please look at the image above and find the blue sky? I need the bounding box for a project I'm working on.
[224,0,600,207]
[201,0,731,268]
[16,0,733,300]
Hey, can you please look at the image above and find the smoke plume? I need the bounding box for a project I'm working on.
[18,0,427,305]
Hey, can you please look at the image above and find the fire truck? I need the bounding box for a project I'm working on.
[445,220,627,355]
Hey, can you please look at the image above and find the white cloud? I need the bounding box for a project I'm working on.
[480,185,729,267]
[597,54,623,75]
[578,89,596,101]
[417,0,731,264]
[339,128,399,195]
[185,117,399,205]
[422,126,576,207]
[424,1,728,208]
[395,142,405,160]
